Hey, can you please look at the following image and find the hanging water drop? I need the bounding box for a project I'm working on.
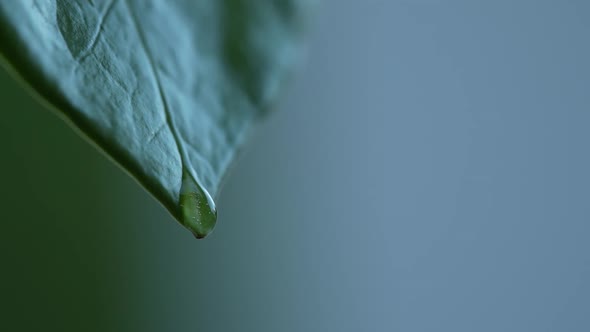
[179,170,217,239]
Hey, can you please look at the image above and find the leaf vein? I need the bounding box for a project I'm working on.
[77,0,118,63]
[122,0,184,165]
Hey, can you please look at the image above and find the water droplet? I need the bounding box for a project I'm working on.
[179,170,217,239]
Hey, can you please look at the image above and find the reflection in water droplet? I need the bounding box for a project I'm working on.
[179,170,217,239]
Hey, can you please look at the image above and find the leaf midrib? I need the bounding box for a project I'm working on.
[124,0,185,167]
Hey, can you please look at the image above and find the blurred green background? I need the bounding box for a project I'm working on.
[0,59,308,330]
[0,58,303,331]
[2,1,590,331]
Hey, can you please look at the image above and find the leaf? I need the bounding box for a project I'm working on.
[0,0,309,238]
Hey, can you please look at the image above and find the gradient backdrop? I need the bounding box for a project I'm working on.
[1,1,589,331]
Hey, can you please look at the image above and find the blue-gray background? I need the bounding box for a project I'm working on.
[1,0,589,331]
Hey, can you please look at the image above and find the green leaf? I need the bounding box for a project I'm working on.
[0,0,309,238]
